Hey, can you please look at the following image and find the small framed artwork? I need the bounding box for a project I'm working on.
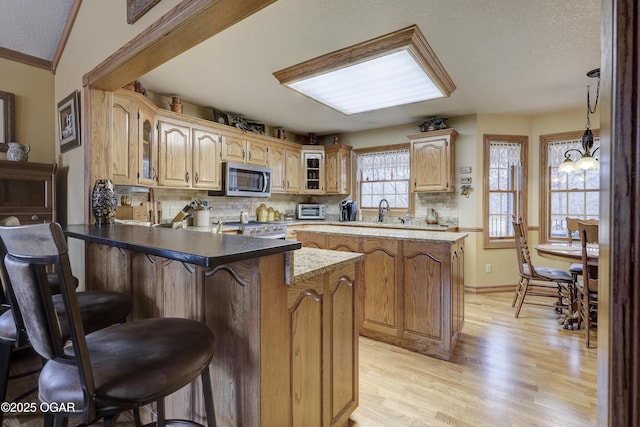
[0,91,16,153]
[247,122,266,134]
[213,109,229,126]
[57,90,81,153]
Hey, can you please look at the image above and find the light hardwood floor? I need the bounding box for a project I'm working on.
[4,292,597,426]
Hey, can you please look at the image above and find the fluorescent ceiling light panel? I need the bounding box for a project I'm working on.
[287,50,444,114]
[274,25,455,115]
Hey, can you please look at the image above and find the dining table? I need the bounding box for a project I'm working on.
[534,242,599,329]
[535,242,599,265]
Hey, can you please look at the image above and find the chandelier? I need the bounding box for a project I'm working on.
[558,68,601,173]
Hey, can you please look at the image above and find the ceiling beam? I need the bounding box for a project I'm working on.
[83,0,277,91]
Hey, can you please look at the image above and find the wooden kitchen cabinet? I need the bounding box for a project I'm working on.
[269,144,286,192]
[137,103,158,186]
[324,144,352,194]
[113,90,159,186]
[158,119,192,187]
[285,146,302,193]
[361,238,402,338]
[111,94,137,185]
[287,263,358,427]
[302,148,325,193]
[82,234,360,427]
[296,229,465,360]
[409,129,457,192]
[221,133,269,167]
[246,139,269,166]
[221,133,246,163]
[192,126,222,190]
[270,143,304,194]
[0,160,56,225]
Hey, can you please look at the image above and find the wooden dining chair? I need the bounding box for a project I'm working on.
[0,222,216,426]
[576,222,599,347]
[512,216,574,318]
[565,217,599,282]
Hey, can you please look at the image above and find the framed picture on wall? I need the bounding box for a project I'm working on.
[0,91,16,153]
[127,0,161,24]
[57,90,81,153]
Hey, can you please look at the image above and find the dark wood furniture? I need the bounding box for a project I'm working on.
[0,160,56,225]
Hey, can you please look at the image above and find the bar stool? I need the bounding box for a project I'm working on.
[0,216,132,425]
[0,222,216,426]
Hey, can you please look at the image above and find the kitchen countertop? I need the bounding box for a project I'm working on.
[289,247,364,284]
[64,224,301,268]
[295,225,468,243]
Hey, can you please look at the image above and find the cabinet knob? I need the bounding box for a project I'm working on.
[185,171,190,183]
[242,149,246,159]
[194,172,199,184]
[249,151,252,160]
[31,215,39,221]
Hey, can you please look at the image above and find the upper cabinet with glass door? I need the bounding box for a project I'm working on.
[137,102,157,186]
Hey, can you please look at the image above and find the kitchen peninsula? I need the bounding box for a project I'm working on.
[295,225,466,360]
[65,224,362,427]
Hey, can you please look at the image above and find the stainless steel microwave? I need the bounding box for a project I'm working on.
[216,162,271,197]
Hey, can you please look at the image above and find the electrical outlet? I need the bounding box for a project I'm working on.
[485,263,492,273]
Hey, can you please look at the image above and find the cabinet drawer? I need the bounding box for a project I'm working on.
[10,213,53,224]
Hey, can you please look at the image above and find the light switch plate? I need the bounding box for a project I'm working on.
[460,166,472,174]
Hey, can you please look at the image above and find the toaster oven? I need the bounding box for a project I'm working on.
[297,204,326,220]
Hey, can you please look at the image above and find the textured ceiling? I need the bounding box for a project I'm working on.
[0,0,74,61]
[0,0,602,136]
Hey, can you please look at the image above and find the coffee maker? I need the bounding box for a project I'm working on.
[340,200,358,221]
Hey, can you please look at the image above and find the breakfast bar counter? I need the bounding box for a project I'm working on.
[66,224,361,427]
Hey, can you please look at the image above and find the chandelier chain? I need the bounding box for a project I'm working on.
[585,74,600,129]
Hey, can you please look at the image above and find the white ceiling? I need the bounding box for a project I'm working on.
[0,0,74,61]
[0,0,601,136]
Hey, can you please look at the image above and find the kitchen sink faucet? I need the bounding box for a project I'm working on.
[378,199,390,222]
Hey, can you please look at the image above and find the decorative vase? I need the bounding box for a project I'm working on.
[91,179,117,226]
[6,142,30,161]
[425,208,439,224]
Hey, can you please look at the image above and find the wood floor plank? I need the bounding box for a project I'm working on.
[3,292,596,426]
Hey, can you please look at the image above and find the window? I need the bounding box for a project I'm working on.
[483,135,528,249]
[355,145,411,211]
[540,131,600,242]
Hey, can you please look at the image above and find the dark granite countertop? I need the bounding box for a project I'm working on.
[64,224,301,268]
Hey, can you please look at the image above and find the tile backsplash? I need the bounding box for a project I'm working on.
[121,188,459,226]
